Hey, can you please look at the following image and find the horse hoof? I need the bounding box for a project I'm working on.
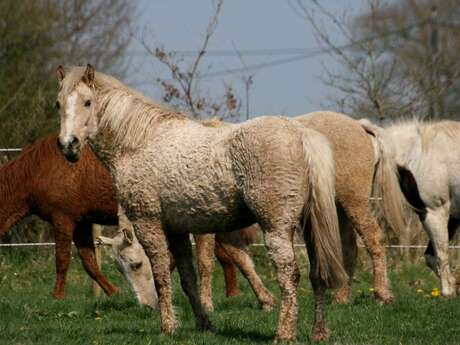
[312,326,331,342]
[203,302,214,313]
[273,335,296,344]
[261,296,277,312]
[106,286,120,296]
[332,293,350,305]
[226,289,240,297]
[197,319,216,333]
[161,319,179,334]
[375,292,394,305]
[53,292,65,300]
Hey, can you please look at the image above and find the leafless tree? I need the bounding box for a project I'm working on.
[139,0,240,120]
[293,0,460,122]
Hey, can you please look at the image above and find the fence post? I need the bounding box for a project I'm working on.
[92,224,103,298]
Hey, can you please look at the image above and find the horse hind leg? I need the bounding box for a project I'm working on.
[216,239,276,311]
[73,222,119,296]
[194,233,215,313]
[214,241,240,297]
[304,220,331,342]
[168,233,214,332]
[263,226,300,342]
[333,210,357,304]
[423,207,456,297]
[343,200,393,304]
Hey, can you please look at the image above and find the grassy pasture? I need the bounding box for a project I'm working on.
[0,246,459,345]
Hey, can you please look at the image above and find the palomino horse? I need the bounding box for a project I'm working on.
[56,65,347,342]
[361,119,460,297]
[0,134,273,309]
[0,135,119,298]
[297,112,407,304]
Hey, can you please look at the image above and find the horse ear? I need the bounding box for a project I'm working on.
[56,65,65,83]
[83,64,95,87]
[122,228,134,245]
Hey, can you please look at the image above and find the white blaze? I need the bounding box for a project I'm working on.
[63,92,78,143]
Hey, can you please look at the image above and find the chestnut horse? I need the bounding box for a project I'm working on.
[0,135,119,298]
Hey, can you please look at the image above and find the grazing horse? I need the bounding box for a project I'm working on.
[97,214,272,313]
[0,135,119,298]
[296,112,407,304]
[56,65,347,342]
[360,119,460,297]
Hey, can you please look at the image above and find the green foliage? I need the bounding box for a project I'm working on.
[0,0,134,147]
[1,247,459,345]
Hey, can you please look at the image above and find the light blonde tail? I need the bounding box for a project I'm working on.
[370,132,408,238]
[301,129,348,289]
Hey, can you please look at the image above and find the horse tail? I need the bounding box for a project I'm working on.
[362,122,408,238]
[301,129,348,289]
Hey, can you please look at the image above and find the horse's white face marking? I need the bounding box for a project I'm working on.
[61,91,78,144]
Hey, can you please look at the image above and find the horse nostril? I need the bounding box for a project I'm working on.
[70,136,79,146]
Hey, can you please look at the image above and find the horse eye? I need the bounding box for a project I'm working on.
[131,262,142,270]
[55,101,60,110]
[84,100,91,107]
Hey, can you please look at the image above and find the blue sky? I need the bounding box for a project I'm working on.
[128,0,367,119]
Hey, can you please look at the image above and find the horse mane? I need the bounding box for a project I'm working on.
[386,118,460,152]
[64,67,188,151]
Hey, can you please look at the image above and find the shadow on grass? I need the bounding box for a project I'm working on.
[217,325,274,343]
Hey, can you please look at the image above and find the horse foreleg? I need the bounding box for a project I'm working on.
[73,222,119,296]
[52,216,74,299]
[217,241,276,311]
[194,233,215,313]
[214,241,240,297]
[133,219,178,334]
[264,228,300,342]
[425,217,459,275]
[423,207,456,297]
[169,233,214,332]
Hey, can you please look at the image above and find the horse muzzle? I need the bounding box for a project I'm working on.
[57,136,81,163]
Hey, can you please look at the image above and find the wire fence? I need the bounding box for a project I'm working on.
[1,242,460,249]
[1,146,459,251]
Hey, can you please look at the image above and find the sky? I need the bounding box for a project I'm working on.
[128,0,367,119]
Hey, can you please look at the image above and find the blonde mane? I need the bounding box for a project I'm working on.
[64,67,187,151]
[387,118,460,152]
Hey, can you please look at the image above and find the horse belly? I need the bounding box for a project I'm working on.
[161,186,255,234]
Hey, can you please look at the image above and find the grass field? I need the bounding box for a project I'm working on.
[1,246,459,345]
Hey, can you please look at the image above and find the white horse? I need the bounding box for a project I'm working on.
[55,65,347,342]
[361,118,460,297]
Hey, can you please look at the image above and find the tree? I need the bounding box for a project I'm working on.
[0,0,135,147]
[293,0,460,122]
[139,0,240,120]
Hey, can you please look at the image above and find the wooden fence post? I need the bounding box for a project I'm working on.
[92,224,103,298]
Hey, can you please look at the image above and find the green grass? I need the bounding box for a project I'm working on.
[0,247,459,345]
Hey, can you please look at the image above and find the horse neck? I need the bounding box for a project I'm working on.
[0,162,32,237]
